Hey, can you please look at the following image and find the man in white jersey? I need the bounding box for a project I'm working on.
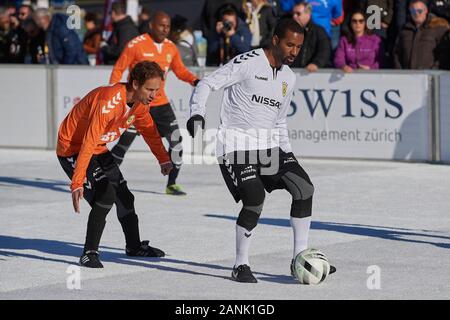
[187,18,336,283]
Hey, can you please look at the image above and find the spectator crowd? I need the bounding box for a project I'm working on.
[1,0,450,70]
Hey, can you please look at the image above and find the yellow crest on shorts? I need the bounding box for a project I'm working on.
[126,115,135,125]
[166,54,172,63]
[282,81,288,97]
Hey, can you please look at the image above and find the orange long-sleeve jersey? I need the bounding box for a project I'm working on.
[109,34,198,107]
[57,83,170,192]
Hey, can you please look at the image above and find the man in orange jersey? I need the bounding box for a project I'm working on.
[109,11,200,196]
[57,61,173,268]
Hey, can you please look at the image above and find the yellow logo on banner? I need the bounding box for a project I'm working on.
[126,115,135,125]
[282,82,288,97]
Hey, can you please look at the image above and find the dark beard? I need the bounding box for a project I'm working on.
[283,57,294,66]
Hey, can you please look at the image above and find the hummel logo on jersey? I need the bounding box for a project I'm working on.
[102,92,122,114]
[251,95,281,109]
[244,233,251,238]
[255,75,268,81]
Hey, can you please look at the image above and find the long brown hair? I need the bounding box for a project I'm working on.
[343,10,372,46]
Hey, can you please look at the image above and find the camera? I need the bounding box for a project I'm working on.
[222,20,233,33]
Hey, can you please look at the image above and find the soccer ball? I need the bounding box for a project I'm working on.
[292,248,330,285]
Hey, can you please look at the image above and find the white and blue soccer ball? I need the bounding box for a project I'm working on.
[292,248,330,285]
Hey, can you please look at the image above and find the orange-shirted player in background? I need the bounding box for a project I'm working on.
[57,61,173,268]
[109,11,199,196]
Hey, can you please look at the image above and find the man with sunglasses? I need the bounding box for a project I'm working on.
[393,0,450,69]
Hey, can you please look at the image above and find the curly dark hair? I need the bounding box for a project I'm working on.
[128,61,165,87]
[273,17,305,39]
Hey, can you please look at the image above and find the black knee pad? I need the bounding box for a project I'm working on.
[290,198,312,218]
[281,171,314,201]
[237,208,260,231]
[236,179,265,231]
[239,179,265,206]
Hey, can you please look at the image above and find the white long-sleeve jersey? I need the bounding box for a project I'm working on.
[189,48,295,156]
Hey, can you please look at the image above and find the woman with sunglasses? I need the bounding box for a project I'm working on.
[334,10,384,73]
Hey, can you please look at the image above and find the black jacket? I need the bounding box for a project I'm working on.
[254,4,277,49]
[0,24,29,64]
[429,0,450,22]
[102,16,139,65]
[207,17,252,66]
[26,28,46,64]
[367,0,394,26]
[201,0,245,39]
[291,21,331,68]
[393,15,450,69]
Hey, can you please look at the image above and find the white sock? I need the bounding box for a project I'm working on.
[235,224,253,267]
[290,216,311,259]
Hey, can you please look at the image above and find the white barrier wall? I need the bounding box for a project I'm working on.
[0,66,437,162]
[185,70,430,161]
[288,72,430,161]
[440,73,450,162]
[0,66,48,148]
[55,67,112,126]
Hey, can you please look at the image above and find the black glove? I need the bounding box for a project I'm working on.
[193,79,200,86]
[186,114,205,137]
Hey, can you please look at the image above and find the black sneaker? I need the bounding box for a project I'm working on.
[231,264,258,283]
[79,250,103,268]
[126,240,165,257]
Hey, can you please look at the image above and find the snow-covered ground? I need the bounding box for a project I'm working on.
[0,149,449,299]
